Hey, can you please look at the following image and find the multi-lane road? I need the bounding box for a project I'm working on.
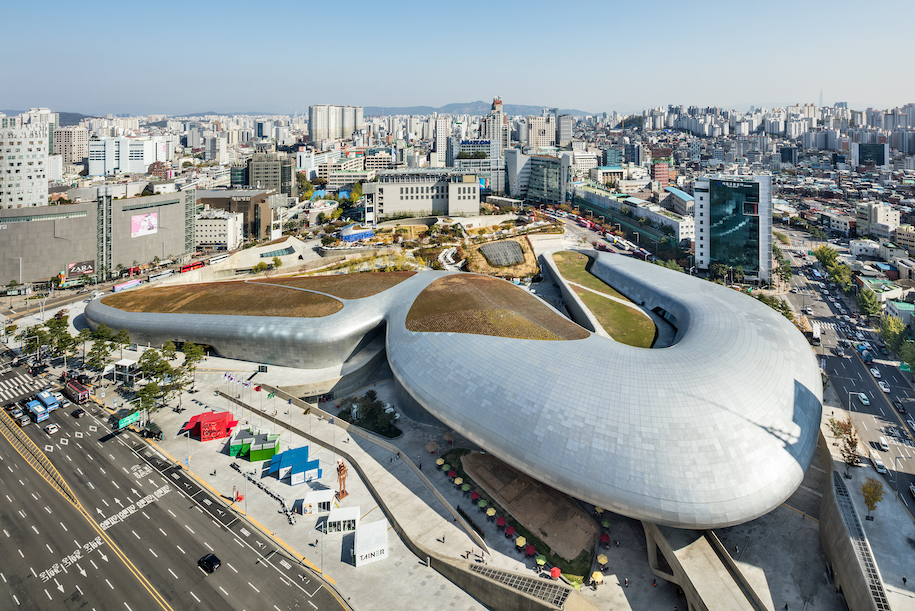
[782,231,915,509]
[0,373,347,610]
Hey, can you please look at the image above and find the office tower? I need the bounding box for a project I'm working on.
[650,162,669,188]
[556,115,573,148]
[694,174,772,282]
[87,138,157,176]
[603,145,624,165]
[246,152,297,198]
[206,137,228,164]
[0,115,50,207]
[526,116,556,148]
[481,97,509,152]
[851,142,890,169]
[53,126,89,165]
[256,120,274,139]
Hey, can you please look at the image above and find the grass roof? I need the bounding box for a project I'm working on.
[102,281,343,318]
[253,271,416,299]
[405,275,589,341]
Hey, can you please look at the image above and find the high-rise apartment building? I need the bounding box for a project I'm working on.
[53,126,89,165]
[308,105,364,145]
[206,137,228,164]
[694,174,772,282]
[434,118,449,164]
[480,97,510,153]
[0,118,50,208]
[650,162,669,188]
[20,108,58,153]
[556,115,573,147]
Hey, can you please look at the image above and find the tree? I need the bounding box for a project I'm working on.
[272,256,282,270]
[17,325,50,363]
[76,328,92,361]
[830,415,860,477]
[254,262,269,274]
[880,316,907,353]
[182,342,206,388]
[829,263,853,292]
[317,212,326,224]
[857,289,881,318]
[732,266,746,284]
[812,245,838,268]
[757,294,795,323]
[135,380,162,410]
[777,260,792,286]
[350,182,363,203]
[620,205,631,218]
[709,262,727,280]
[86,334,113,371]
[43,310,75,369]
[152,256,161,267]
[161,341,177,362]
[655,259,684,272]
[860,477,885,519]
[182,161,192,168]
[112,328,131,359]
[115,263,126,277]
[6,279,17,308]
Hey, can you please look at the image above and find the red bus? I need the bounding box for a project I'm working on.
[180,261,205,273]
[64,380,90,405]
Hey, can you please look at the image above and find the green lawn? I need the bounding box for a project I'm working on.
[552,252,656,348]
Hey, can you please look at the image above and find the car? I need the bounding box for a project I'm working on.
[836,348,845,357]
[870,368,881,379]
[858,393,870,406]
[893,400,907,414]
[10,407,23,419]
[878,381,890,393]
[44,423,59,435]
[18,416,30,427]
[52,391,64,402]
[790,287,798,293]
[879,347,889,356]
[829,296,836,302]
[72,408,86,418]
[198,553,221,573]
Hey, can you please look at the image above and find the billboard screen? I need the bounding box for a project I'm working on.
[130,212,158,238]
[67,260,95,277]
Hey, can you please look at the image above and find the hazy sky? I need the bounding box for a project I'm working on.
[4,0,912,116]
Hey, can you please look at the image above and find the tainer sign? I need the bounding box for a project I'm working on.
[117,411,140,429]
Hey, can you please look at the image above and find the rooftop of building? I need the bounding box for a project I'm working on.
[196,188,271,199]
[888,299,915,311]
[665,186,694,201]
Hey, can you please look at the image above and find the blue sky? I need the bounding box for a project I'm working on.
[3,0,912,116]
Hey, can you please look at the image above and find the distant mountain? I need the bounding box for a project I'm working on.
[0,110,97,126]
[364,101,594,117]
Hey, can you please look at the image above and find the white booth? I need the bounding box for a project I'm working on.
[302,489,336,515]
[355,520,389,567]
[326,506,359,533]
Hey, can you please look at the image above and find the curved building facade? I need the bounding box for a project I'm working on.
[85,253,822,528]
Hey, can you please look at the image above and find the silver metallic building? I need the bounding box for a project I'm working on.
[85,252,822,528]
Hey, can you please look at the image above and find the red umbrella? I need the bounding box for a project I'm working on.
[505,526,516,536]
[470,491,480,500]
[600,533,610,543]
[525,544,536,556]
[496,517,506,527]
[550,567,561,579]
[447,470,457,478]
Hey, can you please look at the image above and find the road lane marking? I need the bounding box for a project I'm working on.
[220,586,229,596]
[226,562,237,573]
[185,525,194,534]
[106,579,114,589]
[18,510,26,518]
[176,545,185,554]
[87,482,95,490]
[248,582,260,593]
[44,506,51,514]
[204,542,213,551]
[90,560,97,570]
[168,568,177,579]
[46,544,53,554]
[234,538,244,547]
[101,499,108,506]
[132,530,140,539]
[167,510,176,518]
[159,528,167,536]
[60,522,67,532]
[31,525,39,535]
[45,589,52,600]
[148,548,157,558]
[190,592,200,603]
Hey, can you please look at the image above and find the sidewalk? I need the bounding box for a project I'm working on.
[821,371,915,609]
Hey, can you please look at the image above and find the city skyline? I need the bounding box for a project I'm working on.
[3,0,913,115]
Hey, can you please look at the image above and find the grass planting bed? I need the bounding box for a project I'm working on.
[254,271,416,299]
[406,275,589,340]
[102,281,343,317]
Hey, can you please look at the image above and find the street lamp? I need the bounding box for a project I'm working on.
[614,223,621,233]
[847,391,857,412]
[308,524,326,574]
[633,231,640,244]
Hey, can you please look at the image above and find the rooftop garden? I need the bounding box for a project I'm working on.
[254,271,416,299]
[406,275,589,341]
[102,281,343,318]
[552,252,657,348]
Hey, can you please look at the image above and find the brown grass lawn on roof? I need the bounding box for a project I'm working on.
[254,271,416,299]
[405,275,589,341]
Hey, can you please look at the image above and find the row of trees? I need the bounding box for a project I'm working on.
[811,245,854,294]
[827,416,885,518]
[14,313,206,412]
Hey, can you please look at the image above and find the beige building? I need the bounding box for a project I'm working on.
[53,126,89,165]
[892,225,915,254]
[364,169,481,223]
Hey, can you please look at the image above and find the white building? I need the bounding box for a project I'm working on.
[434,118,449,164]
[0,118,50,208]
[308,105,364,145]
[363,168,480,223]
[195,207,244,251]
[88,137,157,176]
[206,137,228,164]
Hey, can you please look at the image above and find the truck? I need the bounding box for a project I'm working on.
[810,323,821,346]
[856,344,874,363]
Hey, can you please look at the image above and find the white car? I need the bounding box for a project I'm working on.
[44,423,59,435]
[878,381,890,393]
[858,393,870,406]
[52,391,64,402]
[870,367,881,379]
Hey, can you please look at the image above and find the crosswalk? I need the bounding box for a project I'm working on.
[0,372,44,405]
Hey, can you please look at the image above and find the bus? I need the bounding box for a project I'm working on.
[180,261,205,273]
[36,390,59,411]
[64,380,90,405]
[113,278,142,292]
[60,275,91,289]
[208,253,231,265]
[25,400,49,423]
[811,268,823,281]
[148,269,174,282]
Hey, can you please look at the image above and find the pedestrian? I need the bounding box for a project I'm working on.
[784,605,788,610]
[904,577,908,586]
[735,544,739,554]
[314,539,318,547]
[624,577,629,587]
[615,540,620,547]
[653,579,657,587]
[443,535,445,544]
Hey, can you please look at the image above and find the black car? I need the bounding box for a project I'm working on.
[894,401,907,414]
[72,408,86,418]
[198,553,221,573]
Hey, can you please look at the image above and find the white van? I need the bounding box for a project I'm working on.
[878,436,889,452]
[870,450,887,474]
